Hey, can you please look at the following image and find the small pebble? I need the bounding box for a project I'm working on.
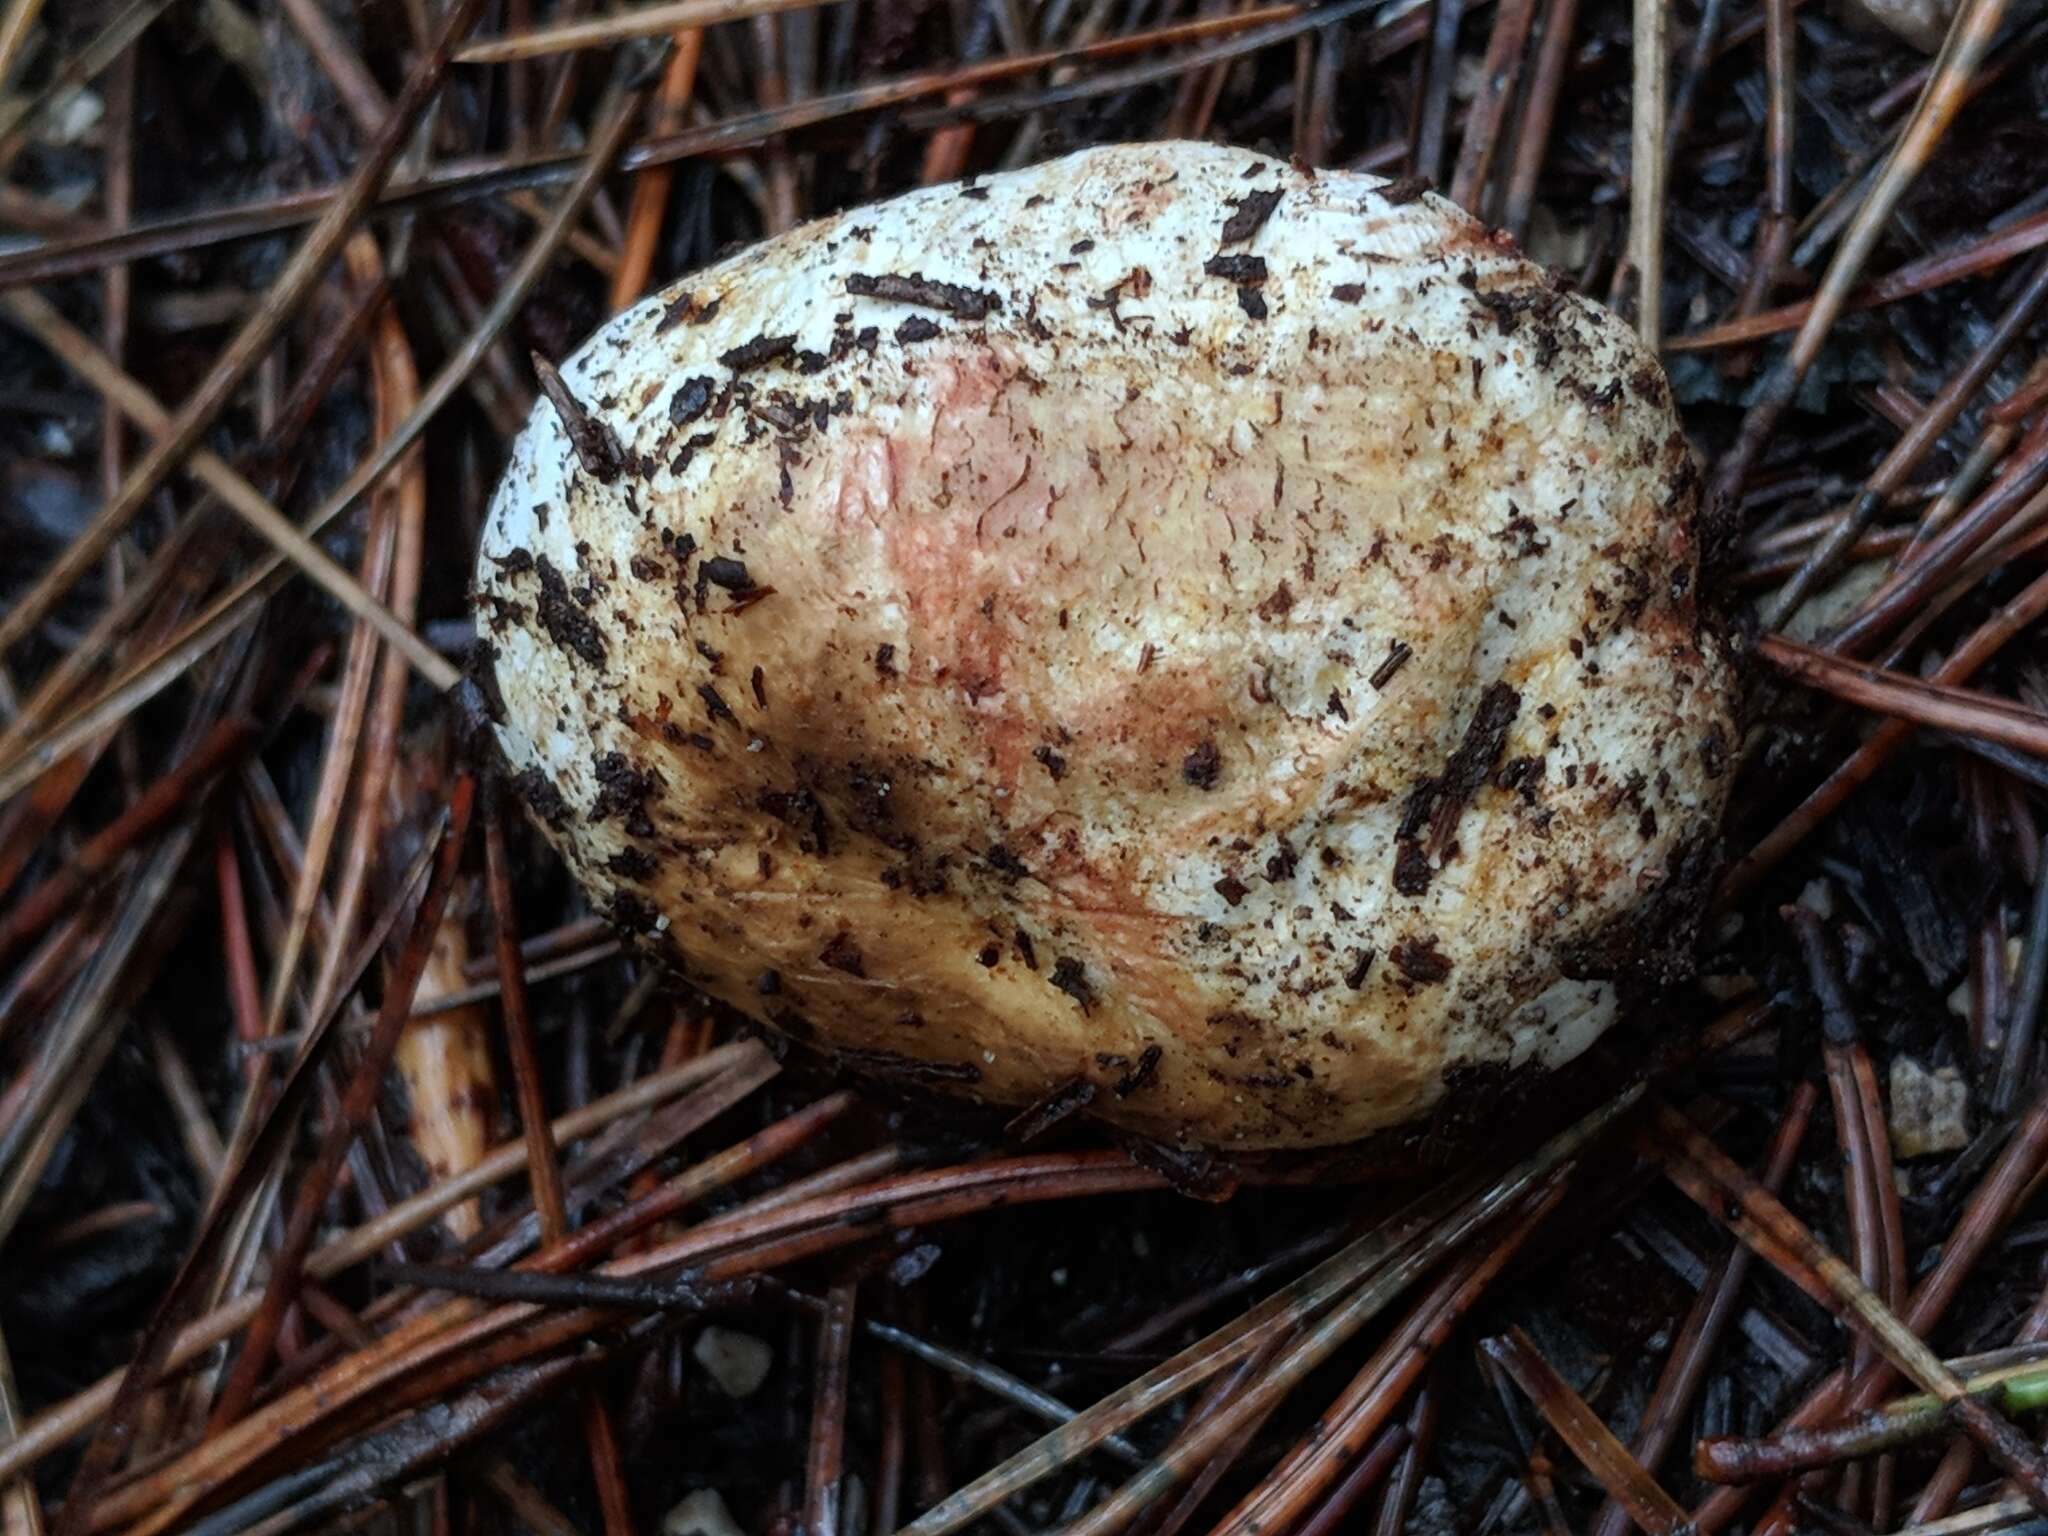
[1839,0,1956,51]
[692,1326,774,1397]
[663,1489,745,1536]
[1889,1055,1969,1159]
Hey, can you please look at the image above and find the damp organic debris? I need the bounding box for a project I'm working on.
[3,0,2048,1535]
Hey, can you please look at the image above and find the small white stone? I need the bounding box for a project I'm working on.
[663,1489,745,1536]
[1889,1056,1970,1160]
[1840,0,1956,51]
[1782,562,1888,645]
[693,1326,773,1398]
[1947,975,1971,1021]
[42,88,103,146]
[1948,937,2023,1021]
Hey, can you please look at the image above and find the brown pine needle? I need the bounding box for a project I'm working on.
[1445,0,1537,215]
[1757,634,2048,759]
[208,775,479,1429]
[1653,1101,2048,1514]
[1483,1328,1691,1536]
[0,0,490,665]
[0,69,650,804]
[0,1321,42,1536]
[608,29,704,311]
[805,1281,858,1536]
[0,4,1300,290]
[1758,251,2048,630]
[895,1089,1636,1536]
[0,288,458,691]
[1666,206,2048,354]
[1720,560,2048,900]
[1211,1187,1565,1536]
[0,1045,761,1486]
[1590,1082,1818,1536]
[1704,0,2017,504]
[0,714,256,968]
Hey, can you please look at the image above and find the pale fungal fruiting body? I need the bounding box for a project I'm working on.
[472,141,1738,1151]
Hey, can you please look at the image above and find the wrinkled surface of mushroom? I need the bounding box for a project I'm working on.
[473,142,1738,1150]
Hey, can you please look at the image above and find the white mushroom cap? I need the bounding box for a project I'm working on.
[473,141,1737,1150]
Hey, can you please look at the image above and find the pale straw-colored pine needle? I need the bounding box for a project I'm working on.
[1628,0,1667,348]
[458,0,828,63]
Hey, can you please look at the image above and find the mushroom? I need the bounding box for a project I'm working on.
[472,141,1737,1150]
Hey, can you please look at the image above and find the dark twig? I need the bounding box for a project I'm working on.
[1413,0,1464,185]
[1719,0,1793,374]
[1662,0,1727,171]
[1699,1352,2048,1484]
